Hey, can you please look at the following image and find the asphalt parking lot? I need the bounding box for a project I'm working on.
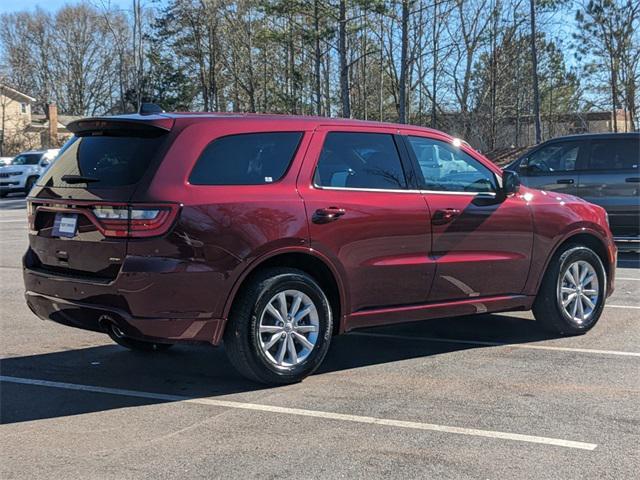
[1,193,638,479]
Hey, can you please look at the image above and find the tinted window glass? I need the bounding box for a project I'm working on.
[11,154,42,165]
[39,135,165,187]
[589,138,639,170]
[407,136,496,192]
[190,132,302,185]
[524,142,580,173]
[314,132,407,189]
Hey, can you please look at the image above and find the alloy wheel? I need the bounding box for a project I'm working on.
[557,260,600,326]
[257,289,320,367]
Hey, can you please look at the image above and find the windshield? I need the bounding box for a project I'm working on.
[38,133,167,188]
[11,153,42,165]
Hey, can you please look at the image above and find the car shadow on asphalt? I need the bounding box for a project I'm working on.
[618,252,640,269]
[0,313,559,425]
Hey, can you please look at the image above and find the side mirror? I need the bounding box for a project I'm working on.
[39,159,50,167]
[502,169,521,197]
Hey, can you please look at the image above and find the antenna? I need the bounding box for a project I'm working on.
[138,103,165,115]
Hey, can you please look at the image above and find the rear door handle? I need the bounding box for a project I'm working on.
[312,207,346,224]
[432,208,461,225]
[625,177,640,183]
[556,178,575,184]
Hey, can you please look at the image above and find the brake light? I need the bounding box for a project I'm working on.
[92,204,178,238]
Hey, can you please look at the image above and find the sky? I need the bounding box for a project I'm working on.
[0,0,140,15]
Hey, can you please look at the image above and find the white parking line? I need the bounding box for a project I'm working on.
[0,375,597,451]
[617,277,640,281]
[352,332,640,358]
[606,304,640,310]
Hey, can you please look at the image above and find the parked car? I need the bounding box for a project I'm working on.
[0,149,60,197]
[23,114,616,384]
[506,133,639,251]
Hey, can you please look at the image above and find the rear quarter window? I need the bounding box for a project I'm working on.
[189,132,303,185]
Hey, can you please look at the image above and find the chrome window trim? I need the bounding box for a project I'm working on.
[312,184,496,196]
[420,189,497,196]
[312,184,420,194]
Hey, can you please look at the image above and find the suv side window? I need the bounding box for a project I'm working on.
[523,142,581,174]
[588,138,639,171]
[406,136,496,193]
[189,132,303,185]
[314,132,407,190]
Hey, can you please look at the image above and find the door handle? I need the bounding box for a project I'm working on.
[625,177,640,183]
[312,207,346,224]
[432,208,461,225]
[556,178,575,184]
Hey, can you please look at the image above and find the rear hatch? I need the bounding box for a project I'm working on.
[26,116,178,281]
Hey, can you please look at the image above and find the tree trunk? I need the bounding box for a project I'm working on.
[529,0,542,144]
[610,55,618,132]
[398,0,409,124]
[339,0,350,117]
[431,1,438,128]
[314,0,322,116]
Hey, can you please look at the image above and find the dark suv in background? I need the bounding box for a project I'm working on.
[507,133,640,251]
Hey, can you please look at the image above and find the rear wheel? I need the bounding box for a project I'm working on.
[224,268,332,384]
[533,244,606,335]
[107,324,173,352]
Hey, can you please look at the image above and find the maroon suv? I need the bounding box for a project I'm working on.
[23,113,616,384]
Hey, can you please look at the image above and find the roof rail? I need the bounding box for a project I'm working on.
[139,102,165,115]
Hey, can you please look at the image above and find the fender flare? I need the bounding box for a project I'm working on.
[220,246,350,333]
[529,225,611,296]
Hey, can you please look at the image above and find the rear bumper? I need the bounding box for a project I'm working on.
[614,236,640,253]
[25,290,223,345]
[23,260,226,345]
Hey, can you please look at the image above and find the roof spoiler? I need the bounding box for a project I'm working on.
[68,115,174,136]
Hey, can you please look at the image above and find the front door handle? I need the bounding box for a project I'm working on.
[312,207,346,224]
[625,177,640,183]
[432,208,461,225]
[556,178,575,184]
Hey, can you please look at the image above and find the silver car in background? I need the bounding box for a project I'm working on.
[507,133,640,252]
[0,149,59,197]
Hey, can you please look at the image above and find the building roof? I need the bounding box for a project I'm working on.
[0,84,36,103]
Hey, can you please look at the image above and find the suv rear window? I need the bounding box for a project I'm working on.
[189,132,303,185]
[39,134,166,187]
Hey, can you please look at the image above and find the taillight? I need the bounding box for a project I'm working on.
[92,204,178,238]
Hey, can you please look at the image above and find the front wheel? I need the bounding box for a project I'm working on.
[533,244,606,335]
[224,268,333,384]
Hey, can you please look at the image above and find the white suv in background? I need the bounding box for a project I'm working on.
[0,149,59,197]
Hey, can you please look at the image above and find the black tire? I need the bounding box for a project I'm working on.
[223,267,333,385]
[533,244,606,335]
[107,324,173,352]
[24,176,37,194]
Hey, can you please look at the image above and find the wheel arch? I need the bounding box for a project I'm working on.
[533,229,612,297]
[222,248,348,336]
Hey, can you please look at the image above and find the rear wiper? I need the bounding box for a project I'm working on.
[60,174,99,184]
